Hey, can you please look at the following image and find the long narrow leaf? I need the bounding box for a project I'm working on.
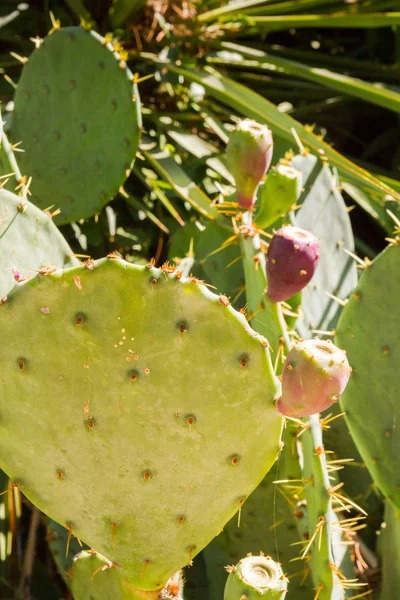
[227,13,400,33]
[141,142,219,219]
[212,42,400,113]
[198,0,341,22]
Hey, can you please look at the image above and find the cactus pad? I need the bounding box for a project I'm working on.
[0,188,78,298]
[336,244,400,510]
[224,554,288,599]
[0,258,282,591]
[11,26,141,224]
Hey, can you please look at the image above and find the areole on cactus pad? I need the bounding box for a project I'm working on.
[0,258,283,592]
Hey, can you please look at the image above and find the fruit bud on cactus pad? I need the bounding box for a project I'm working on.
[277,339,351,418]
[226,119,273,209]
[224,554,288,599]
[266,225,320,302]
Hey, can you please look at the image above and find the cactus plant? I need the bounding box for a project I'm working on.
[11,26,141,224]
[0,257,283,594]
[224,554,288,599]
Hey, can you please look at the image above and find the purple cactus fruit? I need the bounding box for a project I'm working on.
[277,339,351,418]
[266,225,320,302]
[226,119,273,210]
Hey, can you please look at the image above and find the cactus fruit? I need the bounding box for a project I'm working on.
[0,188,79,297]
[224,554,288,599]
[255,164,302,230]
[11,26,141,224]
[0,258,282,592]
[266,225,320,303]
[226,119,273,210]
[277,339,351,418]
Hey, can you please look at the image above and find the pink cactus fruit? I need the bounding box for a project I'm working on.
[226,119,273,210]
[277,339,351,418]
[266,225,320,302]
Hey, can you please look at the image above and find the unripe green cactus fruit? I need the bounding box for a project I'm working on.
[224,554,288,599]
[226,119,273,210]
[11,26,141,224]
[277,339,351,417]
[0,258,282,592]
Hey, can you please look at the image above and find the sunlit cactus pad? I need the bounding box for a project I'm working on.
[0,188,78,298]
[11,26,141,224]
[0,258,282,591]
[336,244,400,510]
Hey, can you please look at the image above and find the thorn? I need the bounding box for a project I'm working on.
[91,559,117,580]
[299,517,325,559]
[10,51,28,64]
[291,128,306,154]
[30,36,43,48]
[324,291,348,306]
[314,583,323,600]
[132,72,155,84]
[49,11,61,34]
[3,74,17,89]
[311,329,336,336]
[320,412,346,429]
[65,523,73,558]
[386,209,400,234]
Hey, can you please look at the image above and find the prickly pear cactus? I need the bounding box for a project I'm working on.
[0,188,79,298]
[336,242,400,510]
[11,26,141,224]
[224,554,288,599]
[0,258,282,593]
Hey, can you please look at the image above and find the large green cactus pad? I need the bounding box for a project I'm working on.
[0,258,282,591]
[11,26,141,224]
[0,188,79,298]
[336,243,400,510]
